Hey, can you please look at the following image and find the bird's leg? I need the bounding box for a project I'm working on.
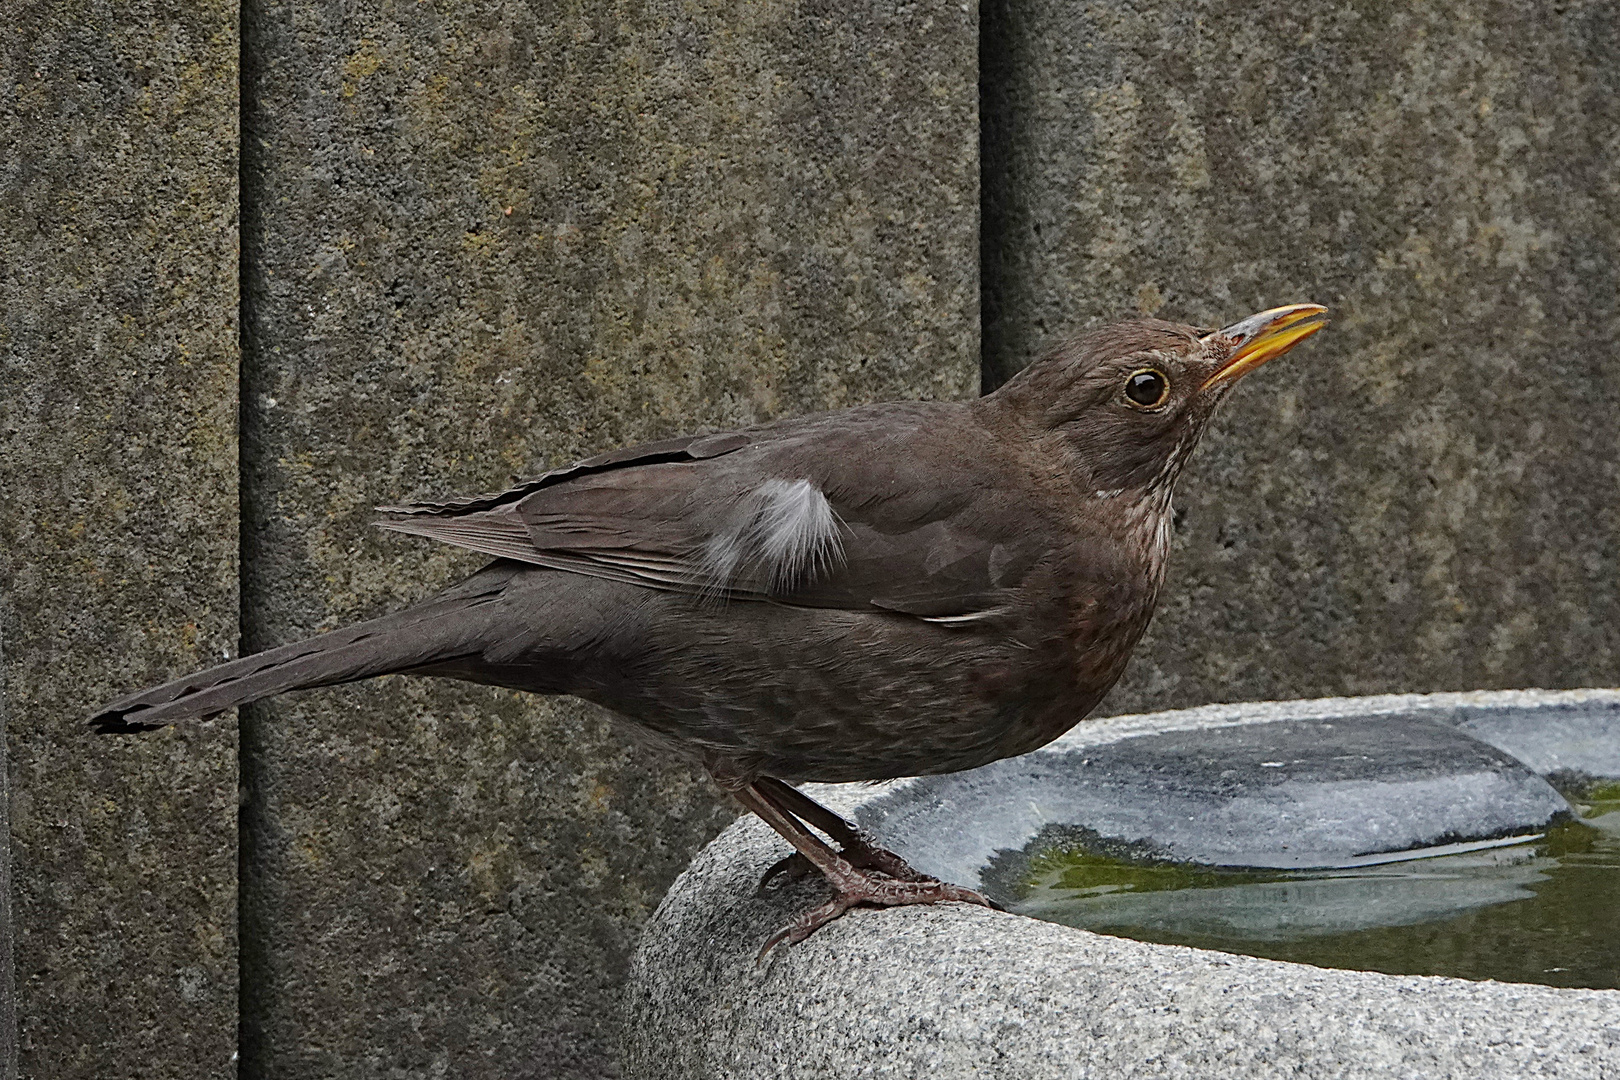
[753,776,927,883]
[734,782,995,957]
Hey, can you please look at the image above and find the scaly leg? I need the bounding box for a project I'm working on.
[753,776,927,884]
[734,782,994,957]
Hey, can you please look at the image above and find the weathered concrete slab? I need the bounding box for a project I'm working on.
[238,0,976,1075]
[982,0,1620,712]
[0,2,240,1076]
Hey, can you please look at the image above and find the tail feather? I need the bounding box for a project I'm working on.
[90,577,510,733]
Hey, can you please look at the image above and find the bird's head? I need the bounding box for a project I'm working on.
[990,303,1328,500]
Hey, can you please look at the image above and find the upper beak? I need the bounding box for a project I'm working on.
[1200,303,1329,391]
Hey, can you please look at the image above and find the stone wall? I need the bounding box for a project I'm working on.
[5,0,1620,1075]
[983,0,1620,713]
[3,0,974,1075]
[0,631,14,1079]
[0,3,241,1077]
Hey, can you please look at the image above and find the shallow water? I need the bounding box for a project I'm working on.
[986,785,1620,990]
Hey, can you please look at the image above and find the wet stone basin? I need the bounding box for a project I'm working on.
[628,691,1620,1079]
[852,695,1619,989]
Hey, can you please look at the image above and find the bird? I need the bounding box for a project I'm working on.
[91,302,1328,952]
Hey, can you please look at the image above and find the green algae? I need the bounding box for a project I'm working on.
[994,810,1620,990]
[1031,849,1292,896]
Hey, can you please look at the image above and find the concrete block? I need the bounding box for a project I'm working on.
[0,2,241,1075]
[237,0,977,1075]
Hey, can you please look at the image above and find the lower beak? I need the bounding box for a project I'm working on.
[1200,304,1328,391]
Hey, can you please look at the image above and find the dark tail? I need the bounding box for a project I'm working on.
[90,573,512,733]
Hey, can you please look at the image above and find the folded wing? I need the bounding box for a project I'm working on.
[378,403,1054,618]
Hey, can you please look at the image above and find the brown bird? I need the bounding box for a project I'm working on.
[92,303,1327,951]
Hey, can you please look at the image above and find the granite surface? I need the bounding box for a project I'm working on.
[626,694,1620,1079]
[0,3,240,1077]
[237,1,976,1076]
[982,0,1620,712]
[628,816,1620,1080]
[8,0,1618,1072]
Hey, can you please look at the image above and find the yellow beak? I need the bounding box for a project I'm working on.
[1200,303,1329,391]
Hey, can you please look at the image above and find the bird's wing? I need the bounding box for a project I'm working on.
[377,431,754,517]
[378,405,1053,616]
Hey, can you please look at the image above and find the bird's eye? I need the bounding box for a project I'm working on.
[1124,369,1169,408]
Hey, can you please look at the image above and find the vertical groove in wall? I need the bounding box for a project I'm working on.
[0,627,14,1080]
[237,0,268,1071]
[978,0,1014,393]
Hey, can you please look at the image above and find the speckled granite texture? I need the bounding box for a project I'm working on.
[626,693,1620,1079]
[0,3,240,1077]
[631,826,1620,1079]
[982,0,1620,712]
[236,1,976,1077]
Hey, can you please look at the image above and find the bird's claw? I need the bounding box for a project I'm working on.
[757,852,817,894]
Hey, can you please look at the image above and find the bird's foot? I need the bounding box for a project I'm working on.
[756,835,926,894]
[839,831,928,882]
[758,869,996,958]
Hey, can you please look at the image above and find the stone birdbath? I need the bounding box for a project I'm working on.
[626,689,1620,1078]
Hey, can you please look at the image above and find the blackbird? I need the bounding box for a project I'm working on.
[92,302,1327,951]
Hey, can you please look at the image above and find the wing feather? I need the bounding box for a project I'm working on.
[378,513,541,565]
[378,431,752,517]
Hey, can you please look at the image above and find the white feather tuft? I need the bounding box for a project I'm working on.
[703,479,844,595]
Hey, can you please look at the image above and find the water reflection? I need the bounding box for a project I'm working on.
[1011,841,1550,941]
[989,807,1620,989]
